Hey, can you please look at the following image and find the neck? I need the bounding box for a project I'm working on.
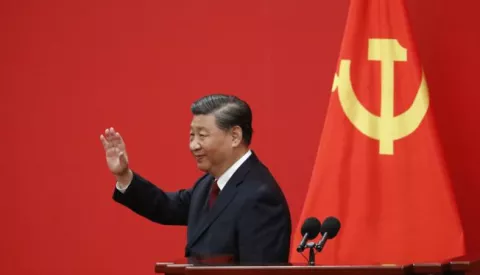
[210,147,249,178]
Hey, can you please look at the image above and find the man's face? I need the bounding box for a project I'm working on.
[189,114,233,174]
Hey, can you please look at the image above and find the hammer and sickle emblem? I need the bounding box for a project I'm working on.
[331,38,429,155]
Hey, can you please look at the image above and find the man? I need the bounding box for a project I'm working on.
[100,94,292,264]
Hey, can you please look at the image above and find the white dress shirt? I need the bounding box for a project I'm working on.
[116,150,252,193]
[215,149,252,190]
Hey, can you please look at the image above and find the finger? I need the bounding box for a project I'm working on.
[105,127,117,141]
[112,132,125,147]
[100,134,114,150]
[105,128,112,141]
[108,131,120,146]
[100,134,107,148]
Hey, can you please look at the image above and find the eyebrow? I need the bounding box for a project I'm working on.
[190,126,208,131]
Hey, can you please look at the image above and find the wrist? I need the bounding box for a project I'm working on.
[116,169,133,187]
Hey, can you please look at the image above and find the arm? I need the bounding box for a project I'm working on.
[100,128,192,226]
[236,185,292,264]
[113,171,192,226]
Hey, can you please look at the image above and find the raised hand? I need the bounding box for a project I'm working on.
[100,127,131,181]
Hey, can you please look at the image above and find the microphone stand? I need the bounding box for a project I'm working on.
[300,233,330,266]
[305,242,317,266]
[298,232,334,266]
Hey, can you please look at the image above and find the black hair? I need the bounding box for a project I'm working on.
[191,94,253,145]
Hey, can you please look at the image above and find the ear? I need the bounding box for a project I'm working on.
[230,126,243,147]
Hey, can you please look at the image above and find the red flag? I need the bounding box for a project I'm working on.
[291,0,465,265]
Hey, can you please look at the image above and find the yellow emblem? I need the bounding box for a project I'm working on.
[331,38,429,155]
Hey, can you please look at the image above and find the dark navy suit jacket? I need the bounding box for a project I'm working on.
[112,151,292,264]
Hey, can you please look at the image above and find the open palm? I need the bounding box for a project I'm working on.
[100,127,129,175]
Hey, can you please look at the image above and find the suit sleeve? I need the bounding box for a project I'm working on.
[236,184,292,264]
[112,171,192,226]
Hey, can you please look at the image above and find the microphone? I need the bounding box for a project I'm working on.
[296,217,321,252]
[315,216,341,252]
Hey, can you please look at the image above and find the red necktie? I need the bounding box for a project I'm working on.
[209,179,220,208]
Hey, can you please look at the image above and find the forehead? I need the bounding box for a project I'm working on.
[190,114,219,130]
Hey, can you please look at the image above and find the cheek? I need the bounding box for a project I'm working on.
[203,143,217,158]
[203,139,228,160]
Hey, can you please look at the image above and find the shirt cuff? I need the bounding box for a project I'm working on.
[116,182,130,193]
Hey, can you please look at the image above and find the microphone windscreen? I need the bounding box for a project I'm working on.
[300,217,321,239]
[320,216,341,239]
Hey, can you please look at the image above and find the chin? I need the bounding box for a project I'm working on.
[196,163,211,172]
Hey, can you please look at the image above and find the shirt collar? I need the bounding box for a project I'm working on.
[215,150,252,190]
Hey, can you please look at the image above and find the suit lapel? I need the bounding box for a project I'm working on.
[187,152,257,249]
[191,175,215,226]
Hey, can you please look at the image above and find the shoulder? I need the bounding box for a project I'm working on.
[240,176,287,209]
[236,151,288,202]
[236,178,291,226]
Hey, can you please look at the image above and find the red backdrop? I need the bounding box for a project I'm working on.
[1,1,479,275]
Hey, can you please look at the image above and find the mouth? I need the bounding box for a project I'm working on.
[194,155,206,161]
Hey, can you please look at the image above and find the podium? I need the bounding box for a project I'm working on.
[155,256,480,275]
[183,265,436,275]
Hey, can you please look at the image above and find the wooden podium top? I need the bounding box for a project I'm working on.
[446,254,480,275]
[155,256,480,275]
[184,264,412,275]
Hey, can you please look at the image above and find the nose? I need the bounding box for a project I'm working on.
[190,138,201,152]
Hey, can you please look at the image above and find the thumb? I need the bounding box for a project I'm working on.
[119,152,128,168]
